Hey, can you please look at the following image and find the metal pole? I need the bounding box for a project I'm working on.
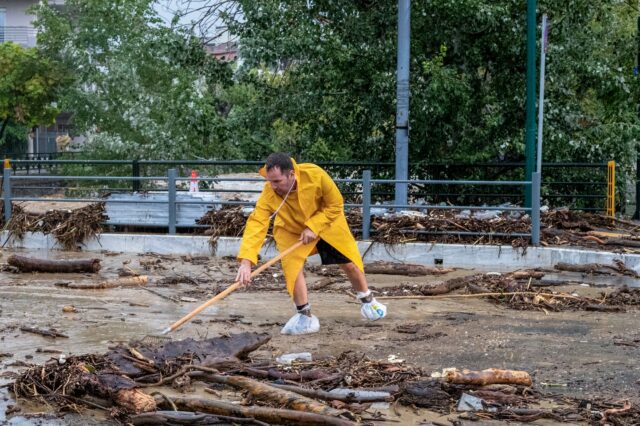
[132,160,140,192]
[635,17,640,219]
[536,14,548,175]
[168,168,177,235]
[635,157,640,219]
[531,172,541,246]
[3,165,12,223]
[524,0,538,207]
[395,0,410,207]
[362,170,371,240]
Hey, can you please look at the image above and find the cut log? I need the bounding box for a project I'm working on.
[205,374,344,417]
[605,238,640,248]
[444,368,532,386]
[555,262,605,274]
[365,261,454,276]
[511,271,545,280]
[157,396,357,426]
[7,255,101,273]
[272,384,394,403]
[417,279,467,295]
[20,326,68,338]
[584,304,625,312]
[237,366,331,382]
[555,261,638,277]
[55,276,148,289]
[114,388,156,413]
[131,411,269,425]
[399,379,452,410]
[310,277,343,291]
[588,230,632,239]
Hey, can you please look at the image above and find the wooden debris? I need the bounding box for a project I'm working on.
[55,276,148,289]
[310,277,343,291]
[156,396,357,426]
[555,261,638,277]
[6,203,106,250]
[272,384,394,403]
[378,269,640,312]
[20,327,68,338]
[207,374,345,417]
[115,388,157,413]
[130,411,270,426]
[7,255,101,273]
[364,261,454,276]
[444,368,532,386]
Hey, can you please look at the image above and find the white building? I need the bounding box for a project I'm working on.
[1,1,71,158]
[0,0,64,47]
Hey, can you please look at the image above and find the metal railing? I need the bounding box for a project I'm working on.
[1,167,542,245]
[0,26,38,47]
[5,158,606,211]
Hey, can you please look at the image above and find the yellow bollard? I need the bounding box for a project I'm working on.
[606,160,615,217]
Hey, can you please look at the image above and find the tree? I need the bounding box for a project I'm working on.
[217,0,640,173]
[31,0,234,160]
[0,42,67,144]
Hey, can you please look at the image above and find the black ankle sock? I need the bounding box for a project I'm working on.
[296,303,310,312]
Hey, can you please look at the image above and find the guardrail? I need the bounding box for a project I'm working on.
[1,167,542,245]
[5,158,605,211]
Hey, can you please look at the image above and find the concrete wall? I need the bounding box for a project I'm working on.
[3,231,640,273]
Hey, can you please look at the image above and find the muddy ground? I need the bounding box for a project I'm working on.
[1,248,639,425]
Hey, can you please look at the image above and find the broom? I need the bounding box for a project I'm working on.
[161,240,304,335]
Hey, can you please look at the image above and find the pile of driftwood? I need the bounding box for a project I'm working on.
[378,264,640,313]
[9,332,638,425]
[196,207,640,250]
[542,210,640,250]
[196,206,253,253]
[5,203,107,250]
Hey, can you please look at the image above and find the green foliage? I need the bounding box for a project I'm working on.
[26,0,640,198]
[221,0,640,175]
[1,122,30,154]
[0,42,67,144]
[31,0,235,160]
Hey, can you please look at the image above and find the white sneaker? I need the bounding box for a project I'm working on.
[281,312,320,335]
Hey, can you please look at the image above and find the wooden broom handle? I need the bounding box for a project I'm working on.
[163,240,305,334]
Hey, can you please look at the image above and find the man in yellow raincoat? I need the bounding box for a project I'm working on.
[235,153,387,335]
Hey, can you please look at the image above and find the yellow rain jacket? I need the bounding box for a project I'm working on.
[237,159,364,295]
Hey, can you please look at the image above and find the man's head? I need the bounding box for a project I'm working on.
[265,152,296,196]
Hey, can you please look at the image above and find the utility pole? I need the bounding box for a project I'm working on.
[395,0,410,207]
[524,0,538,207]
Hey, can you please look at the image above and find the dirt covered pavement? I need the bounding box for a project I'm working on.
[1,248,640,425]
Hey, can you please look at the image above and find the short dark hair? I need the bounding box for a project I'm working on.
[265,152,293,173]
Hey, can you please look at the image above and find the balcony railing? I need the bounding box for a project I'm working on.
[0,26,37,47]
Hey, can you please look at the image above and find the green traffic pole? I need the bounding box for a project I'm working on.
[524,0,538,208]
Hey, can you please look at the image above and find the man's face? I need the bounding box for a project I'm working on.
[266,167,295,196]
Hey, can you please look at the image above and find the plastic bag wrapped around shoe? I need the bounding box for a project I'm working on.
[280,313,320,335]
[361,298,387,321]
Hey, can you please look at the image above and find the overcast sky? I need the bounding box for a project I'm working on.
[156,1,235,43]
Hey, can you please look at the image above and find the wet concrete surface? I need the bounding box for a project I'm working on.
[1,248,639,425]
